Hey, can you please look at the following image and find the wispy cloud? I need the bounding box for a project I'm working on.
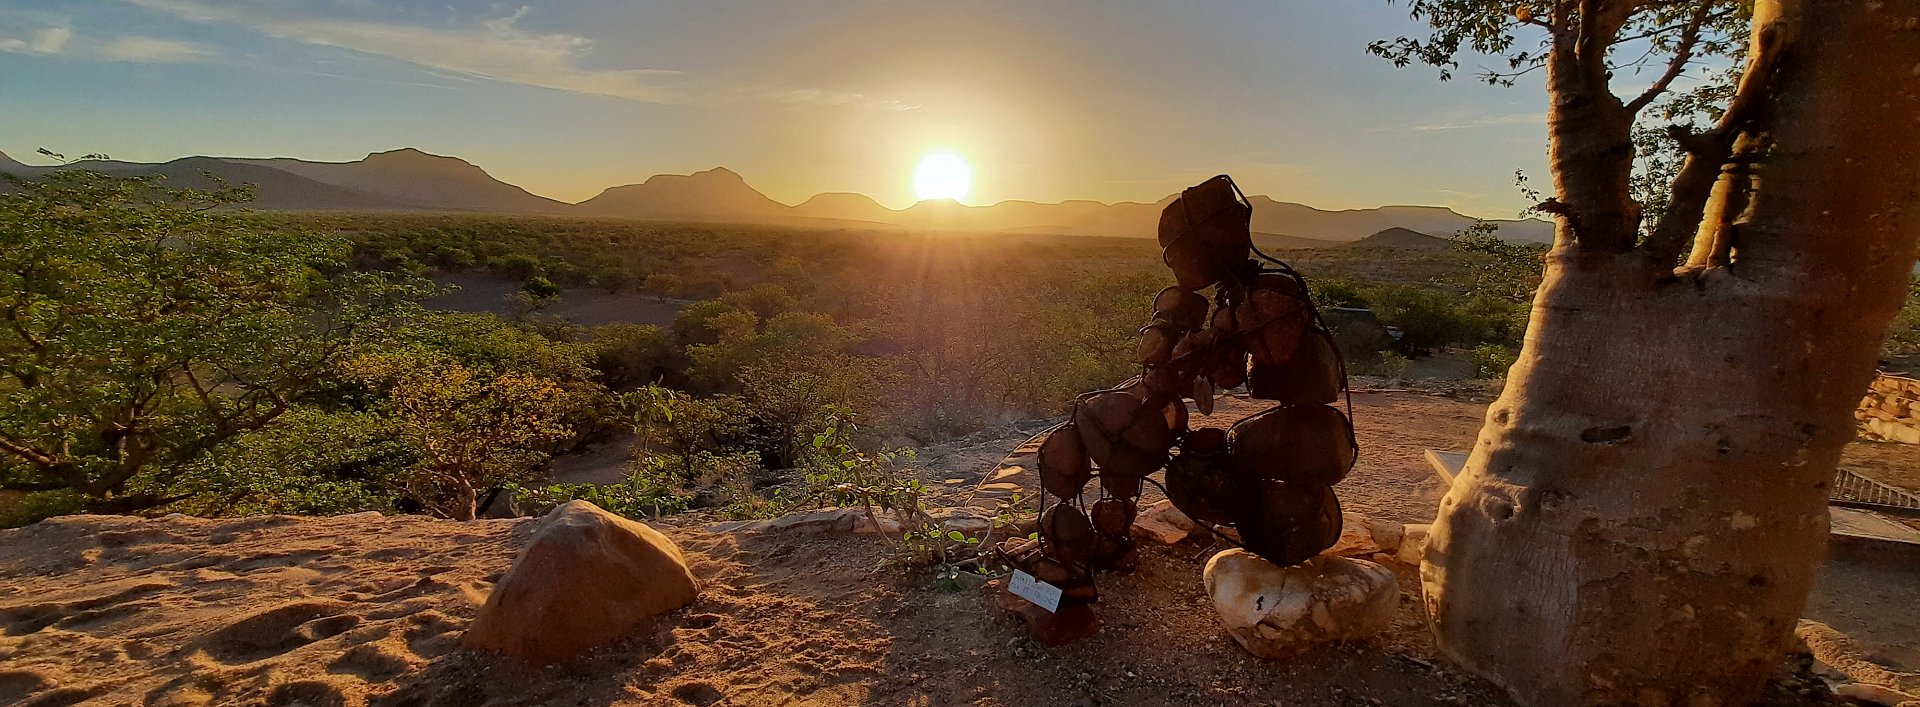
[117,0,914,109]
[1403,112,1546,133]
[123,0,685,101]
[101,35,211,63]
[0,26,72,55]
[0,23,211,64]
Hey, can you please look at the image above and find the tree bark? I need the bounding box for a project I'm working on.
[1421,2,1920,705]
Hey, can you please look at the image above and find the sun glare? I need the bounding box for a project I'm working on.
[913,151,972,202]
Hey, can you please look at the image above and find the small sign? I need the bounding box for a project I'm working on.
[1008,570,1063,613]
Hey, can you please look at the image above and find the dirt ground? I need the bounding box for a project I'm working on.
[0,390,1912,706]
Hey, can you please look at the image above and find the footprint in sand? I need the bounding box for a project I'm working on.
[199,601,359,665]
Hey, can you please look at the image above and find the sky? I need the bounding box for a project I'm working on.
[0,0,1573,215]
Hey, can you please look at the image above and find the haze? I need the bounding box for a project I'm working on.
[0,0,1555,216]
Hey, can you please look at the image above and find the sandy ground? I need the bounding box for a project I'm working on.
[426,273,690,327]
[0,391,1912,706]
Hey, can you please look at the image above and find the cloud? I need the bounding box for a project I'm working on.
[122,0,685,102]
[1405,112,1546,133]
[769,88,920,112]
[101,35,211,63]
[118,0,913,110]
[0,26,72,54]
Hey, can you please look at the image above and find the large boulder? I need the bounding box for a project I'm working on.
[1203,549,1397,659]
[463,500,698,664]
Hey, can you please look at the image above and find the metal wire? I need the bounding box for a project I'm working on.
[1831,468,1920,517]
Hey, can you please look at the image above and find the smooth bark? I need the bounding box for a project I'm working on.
[1422,2,1920,704]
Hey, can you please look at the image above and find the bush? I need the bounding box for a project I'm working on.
[489,253,542,280]
[522,276,563,299]
[507,473,690,519]
[642,273,685,297]
[1472,343,1519,379]
[1365,284,1483,354]
[1884,277,1920,359]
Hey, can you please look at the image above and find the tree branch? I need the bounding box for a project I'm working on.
[1625,3,1713,115]
[1680,25,1787,271]
[1643,124,1734,264]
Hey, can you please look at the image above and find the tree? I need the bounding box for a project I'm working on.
[1380,2,1920,704]
[344,352,573,520]
[0,171,425,514]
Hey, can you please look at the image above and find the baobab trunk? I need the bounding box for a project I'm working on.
[1421,3,1920,706]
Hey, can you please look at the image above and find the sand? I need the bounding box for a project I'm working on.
[0,391,1910,706]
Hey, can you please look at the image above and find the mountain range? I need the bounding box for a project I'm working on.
[0,148,1556,244]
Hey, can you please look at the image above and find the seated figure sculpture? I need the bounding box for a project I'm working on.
[999,174,1357,620]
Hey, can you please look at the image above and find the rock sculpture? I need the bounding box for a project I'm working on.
[998,175,1357,630]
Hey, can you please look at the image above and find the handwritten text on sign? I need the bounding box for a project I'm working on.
[1008,570,1063,613]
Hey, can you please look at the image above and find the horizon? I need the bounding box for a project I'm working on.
[0,144,1550,221]
[0,1,1566,214]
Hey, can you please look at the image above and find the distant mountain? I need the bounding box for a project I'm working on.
[1346,227,1451,250]
[792,192,897,223]
[1256,233,1343,250]
[574,167,791,221]
[0,145,1557,244]
[231,148,567,213]
[28,156,416,211]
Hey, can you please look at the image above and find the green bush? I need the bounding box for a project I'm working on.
[1472,343,1519,379]
[507,475,690,519]
[1884,277,1920,359]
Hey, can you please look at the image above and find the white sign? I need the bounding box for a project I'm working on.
[1008,570,1063,613]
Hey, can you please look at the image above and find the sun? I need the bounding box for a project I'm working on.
[913,151,972,202]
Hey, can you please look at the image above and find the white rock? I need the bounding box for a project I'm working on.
[1395,524,1430,565]
[1203,549,1398,659]
[1320,513,1408,555]
[1134,500,1197,545]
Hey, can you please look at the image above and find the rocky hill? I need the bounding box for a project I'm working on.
[0,147,1554,242]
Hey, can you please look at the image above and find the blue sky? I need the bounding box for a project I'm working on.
[0,0,1577,214]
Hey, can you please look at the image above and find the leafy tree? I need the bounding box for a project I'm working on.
[0,171,426,514]
[344,352,573,520]
[1379,2,1920,703]
[1450,221,1546,304]
[620,386,750,480]
[167,408,406,517]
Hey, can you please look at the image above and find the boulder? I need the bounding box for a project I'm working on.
[1203,549,1397,658]
[1133,500,1198,545]
[1395,524,1430,565]
[463,501,698,664]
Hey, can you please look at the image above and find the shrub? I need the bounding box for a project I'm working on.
[522,276,563,299]
[1472,343,1519,379]
[642,273,685,297]
[508,472,690,519]
[1884,277,1920,359]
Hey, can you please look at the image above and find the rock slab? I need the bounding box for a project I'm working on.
[1203,549,1397,659]
[1133,499,1198,544]
[463,500,698,664]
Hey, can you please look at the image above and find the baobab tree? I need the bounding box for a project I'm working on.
[1377,1,1920,705]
